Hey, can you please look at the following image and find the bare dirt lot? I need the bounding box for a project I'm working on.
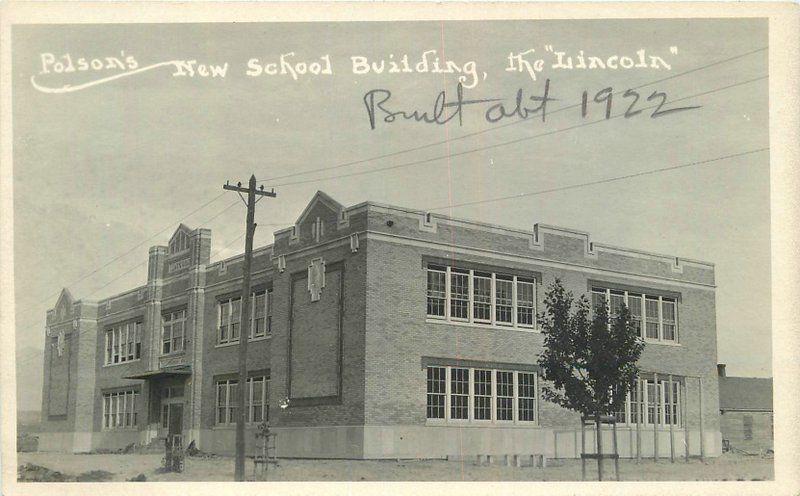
[16,451,773,482]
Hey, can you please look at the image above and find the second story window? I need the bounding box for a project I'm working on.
[217,290,273,345]
[162,309,186,355]
[104,321,142,366]
[218,297,242,345]
[592,286,678,343]
[251,289,273,339]
[426,267,446,317]
[425,263,537,330]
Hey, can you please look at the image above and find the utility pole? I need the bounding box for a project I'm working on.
[223,175,276,481]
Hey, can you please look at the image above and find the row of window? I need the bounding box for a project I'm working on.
[103,290,274,365]
[102,272,681,367]
[426,366,538,423]
[591,287,678,343]
[102,390,138,430]
[427,265,537,328]
[103,322,143,365]
[98,377,681,431]
[614,378,682,426]
[215,376,269,424]
[217,290,273,345]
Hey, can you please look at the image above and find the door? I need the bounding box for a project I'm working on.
[168,404,183,447]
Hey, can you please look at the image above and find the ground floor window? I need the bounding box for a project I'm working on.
[102,390,138,429]
[215,375,269,424]
[426,365,538,424]
[614,377,682,427]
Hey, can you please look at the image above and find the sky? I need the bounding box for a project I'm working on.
[11,19,770,411]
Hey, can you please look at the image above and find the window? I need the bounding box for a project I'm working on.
[628,294,642,335]
[425,366,538,424]
[450,367,469,419]
[662,299,676,341]
[472,274,492,322]
[496,371,514,421]
[102,390,138,429]
[162,309,186,355]
[592,286,678,343]
[664,381,680,425]
[218,292,272,345]
[249,376,268,423]
[216,379,238,424]
[251,289,273,339]
[613,387,627,424]
[630,382,643,425]
[516,280,536,327]
[518,372,537,422]
[425,264,537,330]
[103,321,142,365]
[743,415,753,440]
[426,266,446,318]
[473,369,492,420]
[426,367,446,419]
[169,230,189,254]
[646,379,660,424]
[614,377,682,427]
[450,271,469,320]
[215,375,269,424]
[609,291,625,319]
[161,386,184,399]
[495,278,513,324]
[645,298,660,340]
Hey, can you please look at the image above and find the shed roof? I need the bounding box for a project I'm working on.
[719,376,773,412]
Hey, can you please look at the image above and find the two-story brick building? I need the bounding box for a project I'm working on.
[37,191,722,459]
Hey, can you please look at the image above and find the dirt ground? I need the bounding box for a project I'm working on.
[16,451,773,482]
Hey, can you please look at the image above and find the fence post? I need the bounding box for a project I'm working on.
[669,375,675,463]
[699,377,706,462]
[653,373,659,462]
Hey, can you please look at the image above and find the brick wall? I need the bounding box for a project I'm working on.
[362,205,720,441]
[270,240,367,429]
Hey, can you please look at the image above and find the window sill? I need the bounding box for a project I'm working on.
[425,420,540,428]
[613,424,684,430]
[160,351,186,358]
[215,335,272,349]
[102,359,142,368]
[643,339,681,347]
[212,423,263,430]
[426,318,540,334]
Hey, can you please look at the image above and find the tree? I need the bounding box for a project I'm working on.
[537,278,645,480]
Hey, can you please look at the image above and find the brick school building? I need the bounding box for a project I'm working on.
[37,191,722,459]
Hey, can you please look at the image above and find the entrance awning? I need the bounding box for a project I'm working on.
[125,365,191,380]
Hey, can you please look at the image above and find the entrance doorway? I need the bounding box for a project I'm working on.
[161,402,183,447]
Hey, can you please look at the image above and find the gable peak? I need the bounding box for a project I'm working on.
[295,191,344,226]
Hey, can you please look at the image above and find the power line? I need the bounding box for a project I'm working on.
[14,146,769,369]
[16,192,229,310]
[16,46,766,316]
[426,147,769,211]
[256,46,767,185]
[14,229,248,368]
[15,47,766,316]
[13,54,768,365]
[269,75,768,188]
[15,73,767,333]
